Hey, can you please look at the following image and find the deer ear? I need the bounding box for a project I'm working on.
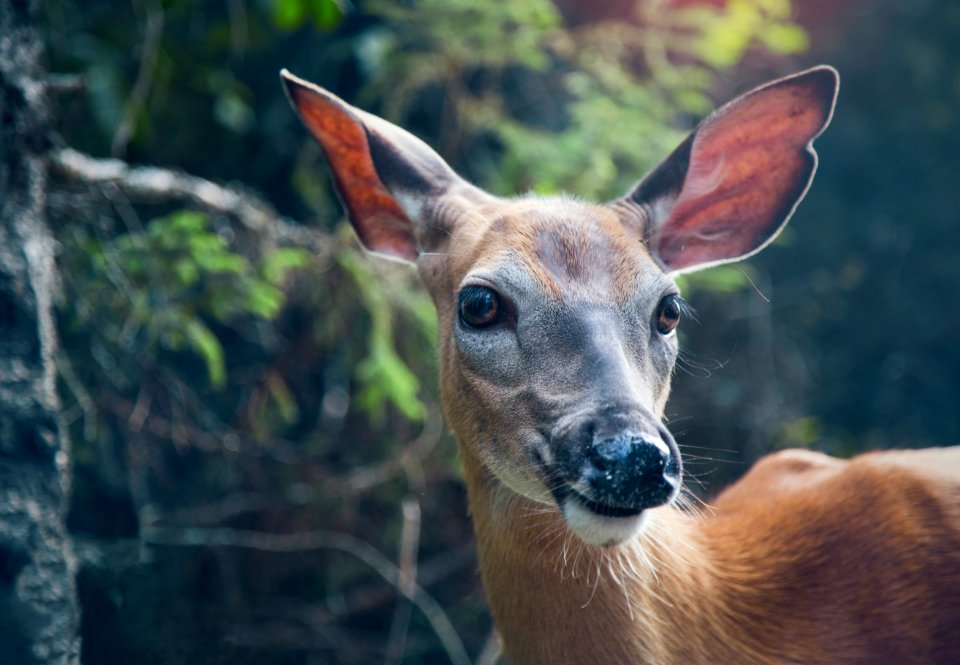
[618,66,839,273]
[281,70,484,262]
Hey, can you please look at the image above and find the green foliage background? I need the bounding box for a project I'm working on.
[42,0,960,662]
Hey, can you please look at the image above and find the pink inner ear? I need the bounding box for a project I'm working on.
[656,79,832,271]
[289,84,418,261]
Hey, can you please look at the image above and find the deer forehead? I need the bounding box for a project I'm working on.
[448,197,667,305]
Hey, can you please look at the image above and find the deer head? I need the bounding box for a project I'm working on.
[282,66,838,547]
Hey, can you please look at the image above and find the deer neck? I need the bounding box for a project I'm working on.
[460,447,737,665]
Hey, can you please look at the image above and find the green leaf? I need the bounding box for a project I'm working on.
[261,248,311,285]
[246,281,285,320]
[355,340,425,422]
[272,0,309,30]
[774,416,822,448]
[165,210,208,234]
[184,319,227,388]
[193,250,247,274]
[338,248,427,422]
[677,265,753,295]
[214,92,256,133]
[173,258,200,285]
[268,375,300,425]
[761,23,809,55]
[312,0,344,30]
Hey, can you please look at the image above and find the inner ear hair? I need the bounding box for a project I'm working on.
[612,66,839,274]
[282,69,493,262]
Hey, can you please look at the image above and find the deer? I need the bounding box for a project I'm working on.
[281,65,960,664]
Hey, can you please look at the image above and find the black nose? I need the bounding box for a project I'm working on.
[583,434,678,511]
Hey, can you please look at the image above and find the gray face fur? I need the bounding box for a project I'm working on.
[432,198,684,545]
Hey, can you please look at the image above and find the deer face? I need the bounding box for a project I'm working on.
[420,198,682,545]
[282,66,838,546]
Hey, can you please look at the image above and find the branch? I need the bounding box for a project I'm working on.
[101,395,302,465]
[329,542,475,619]
[49,147,333,254]
[325,407,445,497]
[143,525,472,665]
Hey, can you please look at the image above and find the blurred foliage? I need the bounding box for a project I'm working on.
[766,0,960,455]
[668,0,960,476]
[689,0,808,67]
[63,210,308,389]
[273,0,345,32]
[38,0,960,663]
[362,0,807,198]
[337,245,436,422]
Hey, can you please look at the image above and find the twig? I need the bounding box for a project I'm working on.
[55,350,98,442]
[49,147,333,254]
[384,498,421,665]
[112,0,164,157]
[143,491,266,529]
[325,542,475,618]
[127,405,446,529]
[101,395,302,464]
[45,74,86,94]
[324,407,444,497]
[226,0,248,62]
[475,627,502,665]
[142,525,472,665]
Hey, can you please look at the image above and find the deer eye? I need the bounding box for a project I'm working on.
[656,294,682,335]
[458,286,502,328]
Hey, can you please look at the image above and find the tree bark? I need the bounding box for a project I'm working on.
[0,0,81,661]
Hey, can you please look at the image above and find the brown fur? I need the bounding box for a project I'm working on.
[464,444,960,664]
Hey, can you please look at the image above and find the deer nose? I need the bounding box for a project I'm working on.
[582,434,679,511]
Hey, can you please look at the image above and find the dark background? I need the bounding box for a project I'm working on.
[34,0,960,662]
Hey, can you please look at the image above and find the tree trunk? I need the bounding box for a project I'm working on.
[0,0,81,661]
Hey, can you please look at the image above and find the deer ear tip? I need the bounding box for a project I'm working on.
[280,69,302,104]
[799,65,840,98]
[813,64,839,85]
[780,65,839,129]
[280,70,333,104]
[279,72,350,116]
[807,66,840,128]
[279,69,308,97]
[807,63,839,77]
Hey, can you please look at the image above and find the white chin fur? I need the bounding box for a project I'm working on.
[563,500,650,547]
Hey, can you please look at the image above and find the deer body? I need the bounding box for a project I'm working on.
[469,447,960,664]
[282,66,960,663]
